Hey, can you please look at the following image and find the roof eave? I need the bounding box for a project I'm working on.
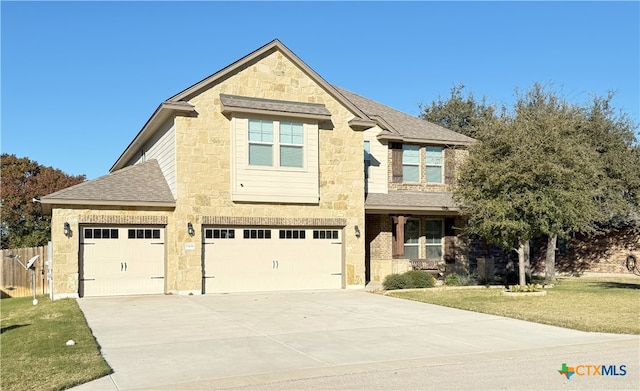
[168,39,372,121]
[221,105,331,121]
[365,204,461,214]
[348,118,376,131]
[376,133,474,146]
[40,198,176,215]
[111,102,195,172]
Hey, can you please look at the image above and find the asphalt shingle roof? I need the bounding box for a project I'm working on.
[220,94,331,118]
[335,86,475,144]
[41,159,175,205]
[365,191,458,211]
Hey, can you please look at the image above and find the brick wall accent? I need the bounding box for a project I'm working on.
[201,216,347,227]
[78,215,168,225]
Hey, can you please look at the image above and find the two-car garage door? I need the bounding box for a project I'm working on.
[203,227,343,293]
[80,226,165,297]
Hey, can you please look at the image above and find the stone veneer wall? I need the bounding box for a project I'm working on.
[170,49,366,293]
[50,207,174,298]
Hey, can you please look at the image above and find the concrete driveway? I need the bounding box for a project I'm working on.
[73,290,639,391]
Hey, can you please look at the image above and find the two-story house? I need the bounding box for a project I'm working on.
[41,39,474,299]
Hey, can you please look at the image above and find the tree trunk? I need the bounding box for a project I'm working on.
[518,240,527,287]
[545,235,557,281]
[524,240,531,282]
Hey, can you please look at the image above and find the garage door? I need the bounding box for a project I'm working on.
[203,227,342,293]
[80,227,165,297]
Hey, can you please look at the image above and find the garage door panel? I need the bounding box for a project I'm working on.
[203,227,342,293]
[80,227,165,297]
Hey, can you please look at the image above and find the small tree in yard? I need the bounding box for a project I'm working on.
[454,84,603,287]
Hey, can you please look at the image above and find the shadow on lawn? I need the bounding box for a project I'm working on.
[591,282,640,290]
[1,324,31,334]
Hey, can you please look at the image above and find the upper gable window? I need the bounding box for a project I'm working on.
[425,146,443,183]
[402,145,420,182]
[248,119,274,166]
[248,119,304,168]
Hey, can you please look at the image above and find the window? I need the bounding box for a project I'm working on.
[248,119,304,168]
[364,140,371,179]
[248,119,273,166]
[402,145,420,182]
[313,230,339,239]
[279,229,306,239]
[425,146,443,183]
[127,229,161,239]
[404,219,420,259]
[243,229,272,239]
[425,219,443,259]
[279,122,304,167]
[205,229,235,239]
[84,228,118,239]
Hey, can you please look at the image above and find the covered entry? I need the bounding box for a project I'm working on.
[79,226,165,297]
[202,227,343,293]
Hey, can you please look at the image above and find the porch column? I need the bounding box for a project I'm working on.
[392,215,406,258]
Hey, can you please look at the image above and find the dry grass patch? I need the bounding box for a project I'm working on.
[1,296,111,391]
[386,276,640,335]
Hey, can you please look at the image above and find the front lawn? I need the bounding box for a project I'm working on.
[0,296,111,391]
[386,276,640,334]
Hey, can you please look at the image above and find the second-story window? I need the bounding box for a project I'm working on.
[364,140,371,179]
[426,146,443,183]
[248,119,305,168]
[402,145,420,182]
[279,121,304,167]
[248,119,273,166]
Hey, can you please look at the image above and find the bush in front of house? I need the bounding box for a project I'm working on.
[383,270,436,290]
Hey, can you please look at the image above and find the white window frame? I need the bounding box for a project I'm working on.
[425,218,444,260]
[404,218,420,259]
[248,118,305,170]
[402,145,420,183]
[425,146,444,183]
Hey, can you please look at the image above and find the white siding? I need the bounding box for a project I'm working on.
[364,126,388,194]
[231,117,320,203]
[125,120,177,198]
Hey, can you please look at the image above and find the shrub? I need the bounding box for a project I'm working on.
[445,273,478,286]
[404,270,436,288]
[383,270,436,290]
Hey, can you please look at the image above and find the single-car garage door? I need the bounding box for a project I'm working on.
[203,227,342,293]
[80,226,165,297]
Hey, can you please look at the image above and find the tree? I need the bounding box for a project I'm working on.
[454,84,603,286]
[419,83,500,140]
[0,154,85,249]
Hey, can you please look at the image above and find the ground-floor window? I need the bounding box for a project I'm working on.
[404,219,420,259]
[425,219,443,260]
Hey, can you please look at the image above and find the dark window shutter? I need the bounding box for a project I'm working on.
[391,143,403,183]
[444,148,455,185]
[444,218,455,263]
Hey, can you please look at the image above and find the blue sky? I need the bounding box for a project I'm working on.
[2,1,639,180]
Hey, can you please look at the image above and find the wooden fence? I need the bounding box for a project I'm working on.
[1,245,50,298]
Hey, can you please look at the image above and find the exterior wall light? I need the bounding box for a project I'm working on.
[187,222,195,236]
[64,222,71,237]
[354,225,361,238]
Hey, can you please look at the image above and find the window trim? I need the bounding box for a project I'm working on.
[424,218,444,260]
[425,146,444,184]
[403,218,420,259]
[247,118,306,170]
[402,144,420,183]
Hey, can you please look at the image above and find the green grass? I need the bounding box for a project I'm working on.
[1,296,111,391]
[387,277,640,335]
